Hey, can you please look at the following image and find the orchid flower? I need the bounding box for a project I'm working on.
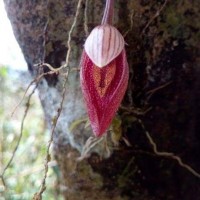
[80,0,129,137]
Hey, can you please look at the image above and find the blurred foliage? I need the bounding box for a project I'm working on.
[0,65,62,200]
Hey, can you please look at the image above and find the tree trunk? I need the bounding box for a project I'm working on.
[4,0,200,199]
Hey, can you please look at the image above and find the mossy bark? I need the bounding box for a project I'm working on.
[4,0,200,199]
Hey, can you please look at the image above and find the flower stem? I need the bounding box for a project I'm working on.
[101,0,114,25]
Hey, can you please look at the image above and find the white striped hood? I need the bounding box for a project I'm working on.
[84,24,125,68]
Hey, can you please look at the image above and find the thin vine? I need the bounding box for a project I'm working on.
[33,0,84,199]
[0,84,38,189]
[138,119,200,179]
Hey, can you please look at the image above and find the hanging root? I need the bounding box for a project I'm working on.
[78,136,105,161]
[138,119,200,179]
[78,134,111,161]
[11,71,55,117]
[142,0,168,35]
[1,85,38,189]
[33,0,84,199]
[13,0,84,119]
[84,0,89,37]
[123,8,134,37]
[33,76,68,200]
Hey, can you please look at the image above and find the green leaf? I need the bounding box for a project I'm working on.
[111,116,122,145]
[0,66,8,78]
[69,117,88,132]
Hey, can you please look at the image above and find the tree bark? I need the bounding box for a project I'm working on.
[4,0,200,199]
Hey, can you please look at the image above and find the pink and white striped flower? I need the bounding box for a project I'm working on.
[80,0,129,137]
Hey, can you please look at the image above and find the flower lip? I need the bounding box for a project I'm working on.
[84,24,125,68]
[80,49,129,137]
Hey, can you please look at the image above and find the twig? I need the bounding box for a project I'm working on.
[0,175,6,189]
[11,71,56,117]
[8,161,57,179]
[1,85,37,179]
[142,0,168,35]
[138,119,200,179]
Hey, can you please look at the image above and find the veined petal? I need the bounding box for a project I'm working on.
[80,49,129,137]
[84,24,125,68]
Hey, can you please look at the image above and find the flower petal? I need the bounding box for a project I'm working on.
[80,49,129,136]
[84,24,125,68]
